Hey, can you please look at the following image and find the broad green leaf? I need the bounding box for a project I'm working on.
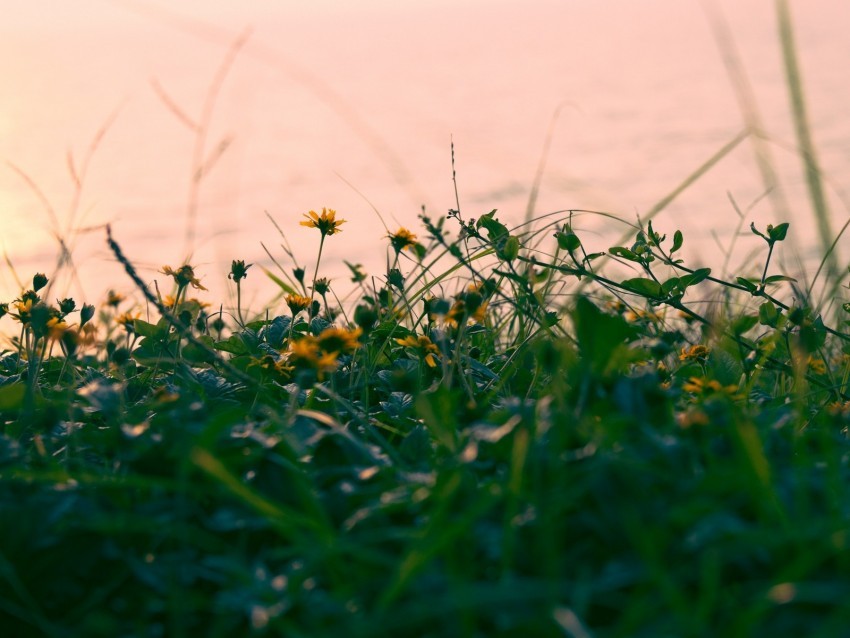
[758,300,781,327]
[609,246,641,262]
[737,277,759,293]
[671,230,684,253]
[620,277,663,298]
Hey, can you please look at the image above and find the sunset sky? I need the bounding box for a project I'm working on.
[1,0,847,303]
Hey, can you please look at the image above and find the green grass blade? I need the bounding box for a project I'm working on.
[776,0,837,281]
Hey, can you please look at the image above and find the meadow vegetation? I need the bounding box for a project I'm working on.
[0,199,849,636]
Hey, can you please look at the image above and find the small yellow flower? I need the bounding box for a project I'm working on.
[11,299,33,324]
[677,408,710,428]
[46,317,69,340]
[388,228,419,253]
[106,290,125,307]
[807,356,827,375]
[679,344,710,363]
[316,326,362,354]
[682,376,741,400]
[161,265,207,291]
[285,294,313,316]
[396,334,440,367]
[625,308,662,323]
[249,354,294,380]
[300,208,346,236]
[286,336,339,378]
[115,311,140,328]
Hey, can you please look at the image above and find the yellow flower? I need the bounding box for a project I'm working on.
[388,228,419,253]
[285,294,313,316]
[676,408,710,428]
[625,308,662,323]
[679,344,710,363]
[316,326,362,354]
[115,311,140,328]
[11,299,33,324]
[249,354,294,380]
[807,356,827,375]
[286,336,339,378]
[106,290,125,307]
[444,282,490,327]
[161,265,207,291]
[46,317,69,340]
[682,376,741,400]
[300,208,346,236]
[396,334,440,367]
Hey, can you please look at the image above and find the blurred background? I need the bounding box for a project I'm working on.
[0,0,847,307]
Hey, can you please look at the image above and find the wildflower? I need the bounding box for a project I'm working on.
[396,334,440,367]
[286,336,339,378]
[300,208,345,236]
[228,259,251,282]
[57,298,76,315]
[682,376,741,400]
[106,290,125,307]
[115,311,140,331]
[444,282,491,327]
[387,268,405,290]
[807,356,827,375]
[161,265,207,291]
[679,344,711,363]
[388,227,419,254]
[80,303,96,327]
[827,401,850,419]
[625,308,662,323]
[312,278,331,296]
[316,326,362,354]
[676,408,710,428]
[285,294,313,317]
[249,354,294,381]
[46,317,69,340]
[11,298,34,324]
[32,273,48,292]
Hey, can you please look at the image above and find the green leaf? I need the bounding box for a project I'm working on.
[415,386,461,452]
[214,334,250,355]
[731,314,759,335]
[499,235,520,261]
[680,268,711,288]
[661,277,681,296]
[572,296,637,378]
[476,210,509,243]
[609,246,641,262]
[671,230,684,253]
[0,383,25,410]
[767,222,790,242]
[261,266,297,296]
[758,300,781,327]
[620,278,663,298]
[736,277,759,293]
[134,318,168,340]
[763,274,797,285]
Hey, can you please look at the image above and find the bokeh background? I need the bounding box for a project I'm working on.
[0,0,847,306]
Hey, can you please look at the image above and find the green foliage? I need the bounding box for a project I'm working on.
[0,204,849,637]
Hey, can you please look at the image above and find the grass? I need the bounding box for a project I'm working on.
[0,200,848,637]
